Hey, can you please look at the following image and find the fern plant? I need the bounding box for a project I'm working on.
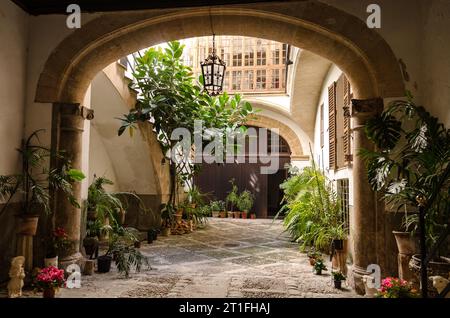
[277,162,346,252]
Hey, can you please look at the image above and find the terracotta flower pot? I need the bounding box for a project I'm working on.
[43,288,56,298]
[16,215,39,236]
[212,211,220,218]
[219,211,227,218]
[393,231,419,255]
[241,211,248,219]
[162,227,171,236]
[250,214,256,219]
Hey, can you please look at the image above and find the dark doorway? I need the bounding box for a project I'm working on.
[194,126,291,218]
[267,168,288,217]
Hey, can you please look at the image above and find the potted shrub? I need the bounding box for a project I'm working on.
[100,228,150,277]
[0,130,85,236]
[307,250,322,266]
[332,271,346,289]
[44,227,71,267]
[34,266,66,298]
[86,176,146,227]
[210,200,224,218]
[160,203,175,236]
[313,259,327,275]
[147,229,157,243]
[237,190,254,219]
[276,161,346,253]
[83,219,103,259]
[361,97,450,287]
[225,179,239,218]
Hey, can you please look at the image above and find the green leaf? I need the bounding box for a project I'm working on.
[67,169,85,182]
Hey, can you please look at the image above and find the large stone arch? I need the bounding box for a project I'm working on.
[35,0,404,104]
[245,115,305,160]
[39,0,405,293]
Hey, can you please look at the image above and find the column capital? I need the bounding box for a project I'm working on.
[54,102,94,120]
[348,98,384,119]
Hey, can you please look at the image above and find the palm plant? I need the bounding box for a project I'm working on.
[87,176,148,233]
[360,96,450,250]
[105,228,150,278]
[0,130,84,217]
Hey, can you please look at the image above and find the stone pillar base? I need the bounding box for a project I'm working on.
[352,265,370,295]
[58,252,84,271]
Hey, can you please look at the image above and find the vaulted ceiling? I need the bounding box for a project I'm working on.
[11,0,289,15]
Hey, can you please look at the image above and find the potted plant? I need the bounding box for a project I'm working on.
[226,179,239,218]
[83,218,104,259]
[307,250,322,266]
[237,190,254,219]
[160,203,175,236]
[186,186,206,208]
[44,227,71,267]
[276,161,346,253]
[375,277,419,298]
[99,228,150,277]
[147,228,157,244]
[313,259,327,275]
[332,271,346,289]
[0,130,85,236]
[361,97,450,286]
[34,266,66,298]
[210,200,224,218]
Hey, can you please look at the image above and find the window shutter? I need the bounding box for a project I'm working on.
[328,82,337,170]
[343,76,352,163]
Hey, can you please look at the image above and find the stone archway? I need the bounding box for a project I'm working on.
[35,0,405,294]
[245,115,305,160]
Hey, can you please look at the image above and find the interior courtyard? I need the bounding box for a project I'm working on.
[0,0,449,300]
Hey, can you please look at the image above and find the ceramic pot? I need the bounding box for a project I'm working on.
[393,231,419,255]
[97,255,112,273]
[43,288,56,298]
[334,280,342,289]
[44,256,58,268]
[162,227,171,236]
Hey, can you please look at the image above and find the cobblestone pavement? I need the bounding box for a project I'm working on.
[6,218,360,298]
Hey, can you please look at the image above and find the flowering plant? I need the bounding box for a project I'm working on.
[35,266,66,290]
[376,277,419,298]
[53,227,71,251]
[45,227,71,257]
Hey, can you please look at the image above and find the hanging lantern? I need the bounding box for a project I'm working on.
[200,34,226,96]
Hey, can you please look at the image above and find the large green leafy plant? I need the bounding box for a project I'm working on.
[86,176,148,236]
[0,130,84,217]
[277,163,346,252]
[117,41,255,207]
[361,97,450,250]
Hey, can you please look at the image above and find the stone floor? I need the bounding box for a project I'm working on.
[3,218,360,298]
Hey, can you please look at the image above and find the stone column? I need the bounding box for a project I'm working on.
[52,103,93,267]
[348,98,384,295]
